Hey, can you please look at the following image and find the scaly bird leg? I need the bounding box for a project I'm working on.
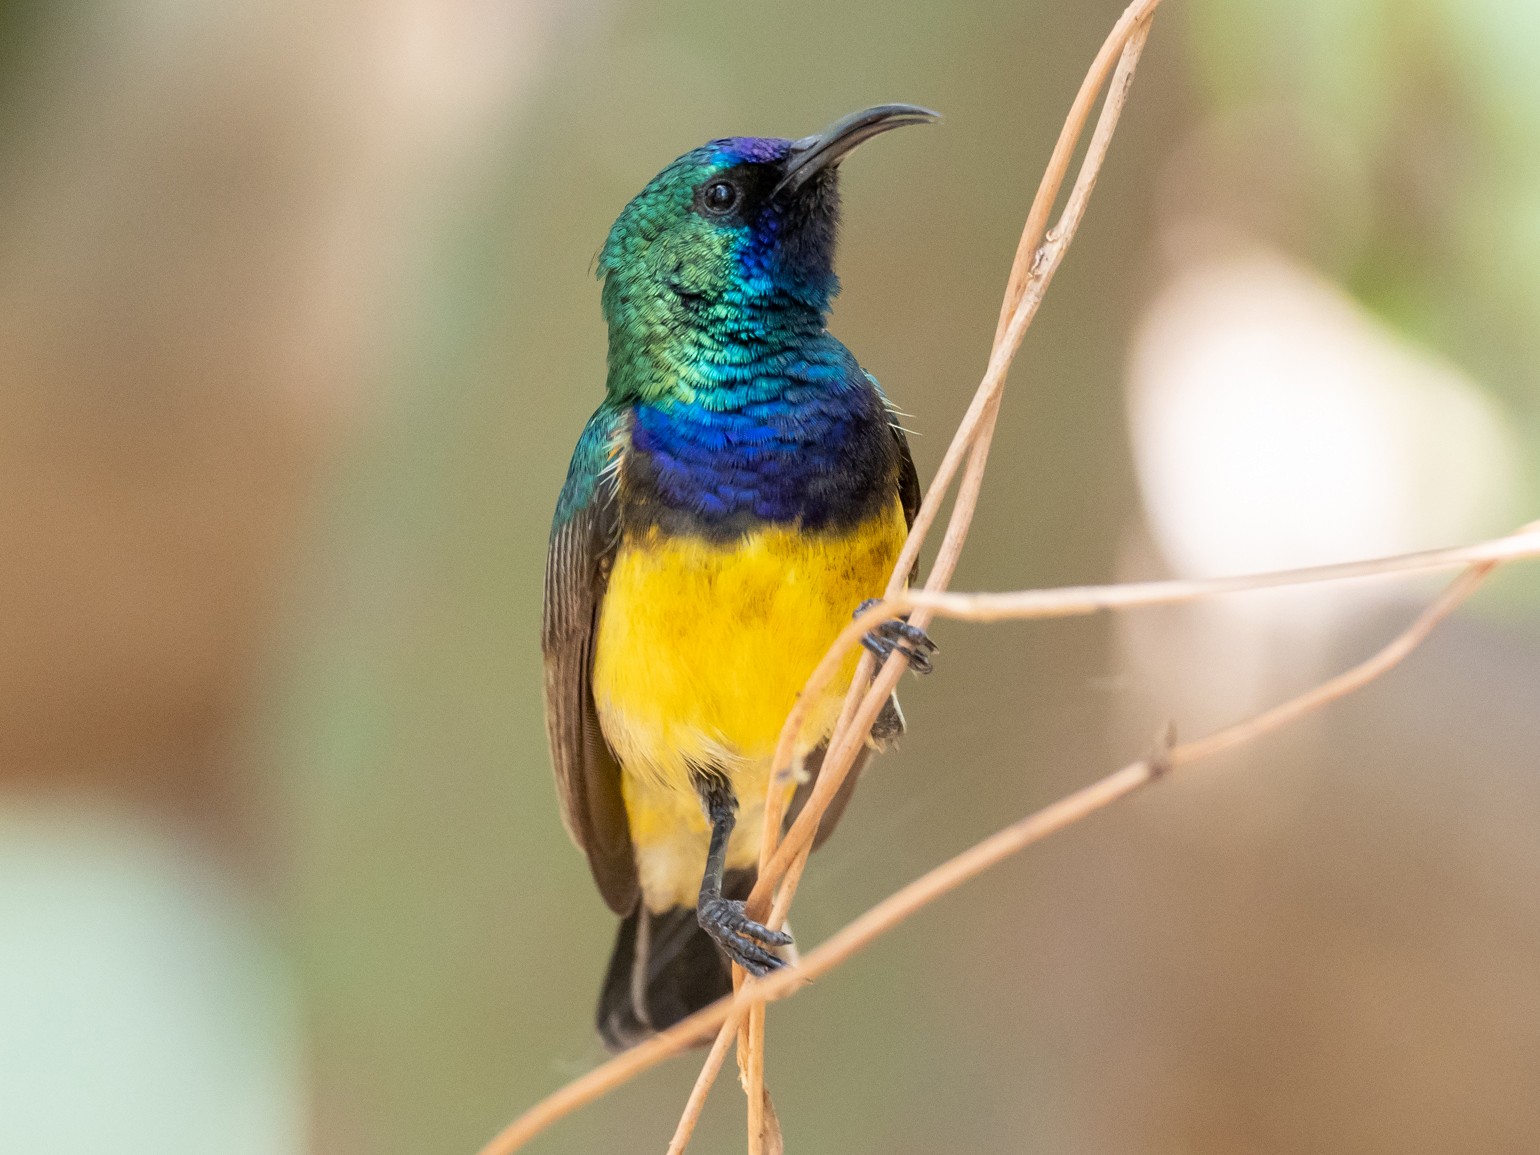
[856,598,939,675]
[696,776,792,976]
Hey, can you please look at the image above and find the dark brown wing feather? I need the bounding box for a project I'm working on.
[894,419,921,534]
[542,481,638,915]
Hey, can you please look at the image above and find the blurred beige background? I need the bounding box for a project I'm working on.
[2,1,1538,1152]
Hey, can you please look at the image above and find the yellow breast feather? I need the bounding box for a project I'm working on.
[592,501,906,804]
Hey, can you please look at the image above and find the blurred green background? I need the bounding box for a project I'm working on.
[3,1,1539,1153]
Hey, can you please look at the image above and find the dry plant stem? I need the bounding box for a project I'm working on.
[680,525,1539,1155]
[758,1,1158,905]
[892,0,1164,591]
[729,523,1540,949]
[750,0,1164,895]
[755,9,1158,917]
[476,550,1501,1155]
[742,1003,767,1155]
[665,1019,739,1155]
[751,522,1540,980]
[994,0,1162,344]
[480,1001,737,1155]
[693,545,1531,1154]
[808,524,1540,694]
[904,531,1540,622]
[729,12,1160,1153]
[1175,561,1496,762]
[774,559,1500,1001]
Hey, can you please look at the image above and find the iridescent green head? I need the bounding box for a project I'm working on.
[597,104,937,394]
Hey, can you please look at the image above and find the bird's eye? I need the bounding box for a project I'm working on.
[701,180,739,214]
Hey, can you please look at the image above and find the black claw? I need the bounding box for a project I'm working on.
[726,937,782,976]
[856,599,938,675]
[705,896,793,946]
[699,897,792,974]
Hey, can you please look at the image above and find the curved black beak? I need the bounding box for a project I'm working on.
[772,103,940,198]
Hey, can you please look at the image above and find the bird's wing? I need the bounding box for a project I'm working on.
[888,394,923,583]
[542,407,638,915]
[892,418,921,534]
[893,421,911,532]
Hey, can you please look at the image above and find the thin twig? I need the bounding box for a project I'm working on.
[751,0,1166,891]
[740,995,767,1155]
[665,1016,738,1155]
[475,546,1505,1155]
[753,4,1161,916]
[724,8,1163,1144]
[689,542,1538,1152]
[479,1004,732,1155]
[785,523,1540,752]
[904,529,1540,621]
[780,560,1499,993]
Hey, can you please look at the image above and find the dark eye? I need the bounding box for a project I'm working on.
[701,180,739,214]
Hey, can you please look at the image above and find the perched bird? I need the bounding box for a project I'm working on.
[543,105,938,1051]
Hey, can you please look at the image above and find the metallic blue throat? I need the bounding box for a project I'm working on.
[627,339,895,533]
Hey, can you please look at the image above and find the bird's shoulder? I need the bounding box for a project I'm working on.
[552,402,632,530]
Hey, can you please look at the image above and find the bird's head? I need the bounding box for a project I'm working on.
[598,104,937,336]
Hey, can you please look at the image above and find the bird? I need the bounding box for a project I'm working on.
[542,104,939,1052]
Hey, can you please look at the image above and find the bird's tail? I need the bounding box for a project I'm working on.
[596,869,754,1052]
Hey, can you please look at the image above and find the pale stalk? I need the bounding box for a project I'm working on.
[728,10,1161,1148]
[477,545,1502,1155]
[753,12,1157,914]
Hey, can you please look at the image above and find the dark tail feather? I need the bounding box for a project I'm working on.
[596,870,753,1052]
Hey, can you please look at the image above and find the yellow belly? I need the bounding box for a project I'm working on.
[592,503,905,909]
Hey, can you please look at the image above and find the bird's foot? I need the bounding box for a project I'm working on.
[698,897,792,977]
[856,598,938,675]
